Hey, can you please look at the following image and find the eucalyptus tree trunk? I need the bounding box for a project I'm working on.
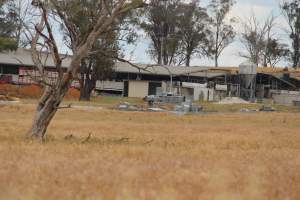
[214,54,218,68]
[186,54,191,67]
[27,55,82,139]
[79,78,96,101]
[26,0,144,140]
[79,60,96,101]
[27,83,70,139]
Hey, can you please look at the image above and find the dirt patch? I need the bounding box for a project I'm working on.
[0,84,80,99]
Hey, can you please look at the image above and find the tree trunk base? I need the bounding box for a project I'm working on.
[27,86,65,139]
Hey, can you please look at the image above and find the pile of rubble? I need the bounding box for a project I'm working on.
[117,100,202,114]
[118,102,144,111]
[144,94,185,105]
[259,105,276,112]
[117,102,162,112]
[173,101,203,114]
[218,97,249,104]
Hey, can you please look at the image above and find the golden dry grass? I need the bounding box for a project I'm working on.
[1,103,300,200]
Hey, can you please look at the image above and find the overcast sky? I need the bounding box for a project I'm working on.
[123,0,290,67]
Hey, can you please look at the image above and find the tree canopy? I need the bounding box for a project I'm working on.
[281,0,300,68]
[0,0,18,51]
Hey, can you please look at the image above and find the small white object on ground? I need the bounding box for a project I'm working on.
[148,107,165,112]
[0,100,20,105]
[71,105,103,110]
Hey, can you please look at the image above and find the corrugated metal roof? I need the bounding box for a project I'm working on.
[113,62,226,77]
[1,48,300,78]
[0,49,227,78]
[0,48,72,68]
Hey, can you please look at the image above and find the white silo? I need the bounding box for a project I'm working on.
[239,62,257,101]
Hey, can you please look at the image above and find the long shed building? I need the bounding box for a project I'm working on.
[1,49,300,104]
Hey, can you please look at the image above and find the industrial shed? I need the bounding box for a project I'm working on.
[1,48,300,104]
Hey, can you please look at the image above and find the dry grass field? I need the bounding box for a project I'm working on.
[1,101,300,200]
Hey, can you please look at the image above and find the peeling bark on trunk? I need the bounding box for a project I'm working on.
[27,99,59,139]
[27,83,70,139]
[26,0,143,139]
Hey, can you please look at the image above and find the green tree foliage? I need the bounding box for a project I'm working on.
[25,0,144,138]
[53,0,138,100]
[0,0,18,51]
[176,1,211,66]
[140,0,213,66]
[281,0,300,68]
[0,37,17,51]
[140,0,182,65]
[264,39,289,67]
[79,34,118,101]
[208,0,236,67]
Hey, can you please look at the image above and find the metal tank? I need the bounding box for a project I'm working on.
[239,62,257,101]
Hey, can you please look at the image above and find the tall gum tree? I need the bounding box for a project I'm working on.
[26,0,144,139]
[239,14,289,67]
[176,0,211,66]
[140,0,182,65]
[281,0,300,68]
[56,0,139,101]
[0,0,18,51]
[208,0,236,67]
